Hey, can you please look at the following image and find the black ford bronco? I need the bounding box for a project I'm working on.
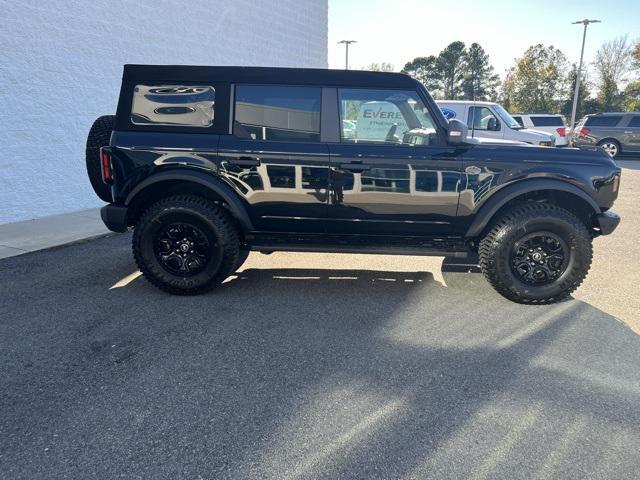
[86,65,621,303]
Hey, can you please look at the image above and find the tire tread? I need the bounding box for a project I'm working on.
[132,195,239,295]
[478,202,592,304]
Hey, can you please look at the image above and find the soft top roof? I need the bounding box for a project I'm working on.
[122,64,419,89]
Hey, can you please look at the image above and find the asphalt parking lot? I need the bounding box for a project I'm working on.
[1,160,639,479]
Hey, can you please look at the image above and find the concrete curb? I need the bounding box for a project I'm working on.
[0,208,112,260]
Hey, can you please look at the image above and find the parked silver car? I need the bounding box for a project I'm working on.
[572,112,640,158]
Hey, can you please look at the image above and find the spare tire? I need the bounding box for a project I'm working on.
[86,115,115,202]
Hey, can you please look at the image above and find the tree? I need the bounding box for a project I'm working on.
[402,56,440,94]
[500,44,569,113]
[364,62,395,72]
[622,80,640,111]
[593,36,634,111]
[561,64,597,119]
[403,42,498,101]
[633,42,640,70]
[437,41,467,99]
[597,76,623,111]
[461,43,500,101]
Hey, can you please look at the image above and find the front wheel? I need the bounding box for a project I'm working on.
[479,203,592,304]
[132,196,240,295]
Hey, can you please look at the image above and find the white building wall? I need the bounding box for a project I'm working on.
[0,0,328,224]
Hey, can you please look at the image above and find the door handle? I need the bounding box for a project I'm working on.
[338,162,370,172]
[229,156,260,167]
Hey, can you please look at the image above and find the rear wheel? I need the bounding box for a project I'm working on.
[479,203,592,304]
[86,115,115,202]
[598,139,621,158]
[132,196,239,295]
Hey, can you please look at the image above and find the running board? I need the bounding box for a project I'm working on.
[249,243,469,257]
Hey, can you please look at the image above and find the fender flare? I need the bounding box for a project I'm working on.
[465,178,600,238]
[125,169,253,232]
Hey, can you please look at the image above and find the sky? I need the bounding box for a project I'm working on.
[328,0,640,78]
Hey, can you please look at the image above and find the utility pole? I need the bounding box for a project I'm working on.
[569,19,600,141]
[338,40,357,70]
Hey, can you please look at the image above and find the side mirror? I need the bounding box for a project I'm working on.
[447,119,468,144]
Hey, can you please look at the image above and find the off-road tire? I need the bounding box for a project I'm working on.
[86,115,115,202]
[132,195,240,295]
[479,203,592,304]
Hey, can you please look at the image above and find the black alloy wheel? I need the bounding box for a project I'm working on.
[133,195,240,295]
[510,232,569,286]
[154,222,212,277]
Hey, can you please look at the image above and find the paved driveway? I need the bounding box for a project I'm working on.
[571,159,640,329]
[2,230,640,478]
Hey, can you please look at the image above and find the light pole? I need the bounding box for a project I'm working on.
[569,19,600,142]
[338,40,357,70]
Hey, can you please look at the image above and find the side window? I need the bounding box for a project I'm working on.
[468,106,501,131]
[338,88,438,145]
[585,116,623,127]
[531,116,564,127]
[512,116,524,127]
[131,85,215,127]
[629,116,640,127]
[234,85,321,142]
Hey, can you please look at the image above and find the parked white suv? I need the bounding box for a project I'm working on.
[511,114,569,147]
[437,101,555,146]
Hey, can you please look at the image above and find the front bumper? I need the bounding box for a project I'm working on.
[594,210,620,235]
[100,204,129,233]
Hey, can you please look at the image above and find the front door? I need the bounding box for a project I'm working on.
[327,87,462,236]
[467,105,503,140]
[218,84,330,233]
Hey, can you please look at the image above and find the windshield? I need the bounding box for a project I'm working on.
[493,104,522,129]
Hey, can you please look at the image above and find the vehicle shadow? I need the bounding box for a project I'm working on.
[2,237,640,479]
[617,158,640,170]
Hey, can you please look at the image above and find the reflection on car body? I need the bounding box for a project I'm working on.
[221,160,495,208]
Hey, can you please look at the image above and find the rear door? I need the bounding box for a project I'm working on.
[585,115,624,144]
[621,115,640,152]
[327,87,461,236]
[218,84,330,233]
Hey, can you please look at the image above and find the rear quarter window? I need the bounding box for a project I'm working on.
[585,116,623,127]
[530,116,564,127]
[131,85,215,127]
[629,116,640,127]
